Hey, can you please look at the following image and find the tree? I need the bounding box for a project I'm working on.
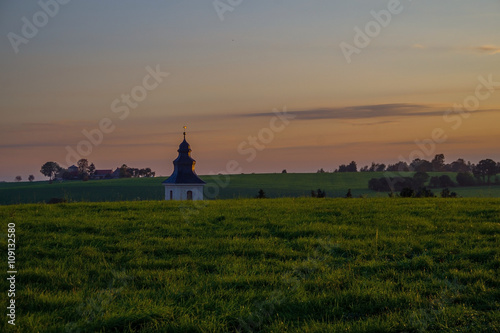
[457,172,476,186]
[347,161,357,172]
[77,159,89,176]
[438,175,456,187]
[413,172,430,188]
[386,161,409,172]
[368,178,383,191]
[429,176,440,188]
[282,169,287,173]
[432,154,445,172]
[410,159,433,172]
[119,164,131,178]
[40,162,61,181]
[88,163,96,178]
[15,176,22,182]
[311,189,326,198]
[400,187,414,197]
[449,158,470,173]
[61,169,73,180]
[256,189,266,199]
[441,188,457,198]
[345,189,352,198]
[415,187,435,198]
[338,161,357,172]
[28,175,35,182]
[474,159,497,184]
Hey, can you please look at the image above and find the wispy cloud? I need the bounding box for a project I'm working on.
[410,44,500,56]
[411,44,426,49]
[475,45,500,55]
[237,104,499,122]
[239,104,439,121]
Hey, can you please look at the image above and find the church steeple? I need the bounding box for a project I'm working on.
[162,127,205,185]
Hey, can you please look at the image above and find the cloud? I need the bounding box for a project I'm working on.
[412,44,426,49]
[474,45,500,55]
[410,44,500,56]
[239,103,442,121]
[238,104,499,122]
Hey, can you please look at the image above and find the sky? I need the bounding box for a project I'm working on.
[1,0,499,181]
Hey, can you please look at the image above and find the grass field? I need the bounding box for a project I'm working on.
[1,172,500,205]
[1,198,499,332]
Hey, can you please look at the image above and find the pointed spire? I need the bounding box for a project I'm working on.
[162,126,205,185]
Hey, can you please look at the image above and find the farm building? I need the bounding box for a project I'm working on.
[162,129,205,201]
[93,169,113,180]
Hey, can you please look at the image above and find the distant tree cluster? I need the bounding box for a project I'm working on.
[335,161,357,172]
[13,173,36,182]
[429,175,456,188]
[317,155,499,178]
[360,163,386,172]
[399,187,435,198]
[325,154,500,191]
[338,154,499,176]
[369,172,432,192]
[39,159,155,182]
[118,164,155,178]
[311,189,326,198]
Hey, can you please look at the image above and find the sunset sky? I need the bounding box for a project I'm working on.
[1,0,499,181]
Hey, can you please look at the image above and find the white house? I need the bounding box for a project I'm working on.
[162,130,205,200]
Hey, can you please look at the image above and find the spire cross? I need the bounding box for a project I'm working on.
[183,126,187,139]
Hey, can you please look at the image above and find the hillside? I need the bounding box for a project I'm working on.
[1,172,500,205]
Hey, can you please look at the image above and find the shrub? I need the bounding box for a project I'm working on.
[311,189,326,198]
[416,187,435,198]
[47,198,67,204]
[413,172,430,188]
[457,172,476,186]
[438,175,456,187]
[441,188,457,198]
[368,178,383,191]
[429,176,440,188]
[400,187,414,198]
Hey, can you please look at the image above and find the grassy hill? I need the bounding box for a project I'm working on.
[1,198,498,332]
[1,172,500,205]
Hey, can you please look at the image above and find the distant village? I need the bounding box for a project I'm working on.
[39,159,155,182]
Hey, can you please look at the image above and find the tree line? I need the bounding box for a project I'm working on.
[39,159,155,181]
[317,154,500,178]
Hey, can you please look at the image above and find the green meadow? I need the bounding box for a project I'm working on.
[1,198,499,332]
[1,172,500,205]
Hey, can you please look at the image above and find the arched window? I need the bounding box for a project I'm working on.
[170,191,173,200]
[187,190,193,200]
